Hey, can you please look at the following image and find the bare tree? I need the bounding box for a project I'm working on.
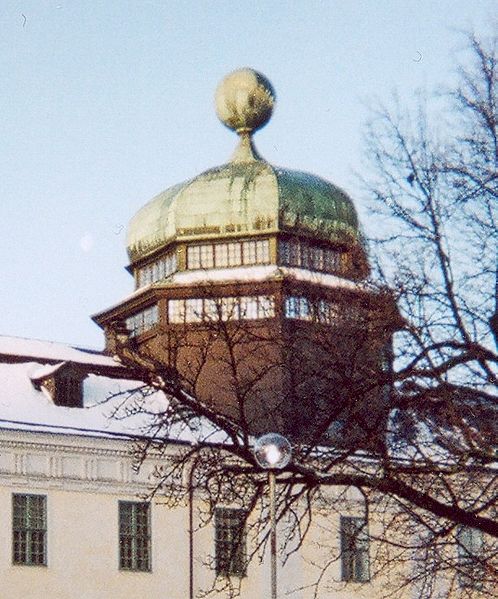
[110,32,497,598]
[358,30,498,595]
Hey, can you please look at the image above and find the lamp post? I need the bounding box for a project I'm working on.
[253,433,292,599]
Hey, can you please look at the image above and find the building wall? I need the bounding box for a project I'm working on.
[3,429,477,599]
[0,430,392,599]
[0,430,189,599]
[0,486,191,599]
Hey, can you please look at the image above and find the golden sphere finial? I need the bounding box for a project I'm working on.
[215,68,275,135]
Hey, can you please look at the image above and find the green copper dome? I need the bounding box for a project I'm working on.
[127,160,360,262]
[126,68,363,264]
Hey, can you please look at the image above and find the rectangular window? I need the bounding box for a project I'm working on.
[168,296,275,324]
[312,246,324,270]
[168,299,186,324]
[317,299,339,324]
[151,261,159,282]
[187,245,201,269]
[284,296,300,319]
[185,298,203,323]
[139,263,153,287]
[285,296,311,320]
[126,305,159,337]
[220,297,239,321]
[243,240,257,264]
[199,245,214,269]
[323,248,340,272]
[340,516,370,582]
[166,252,177,276]
[119,501,151,572]
[239,296,258,320]
[279,239,291,265]
[188,240,270,270]
[241,239,270,265]
[204,298,219,321]
[137,251,177,288]
[278,239,346,274]
[457,527,483,589]
[12,494,47,566]
[215,508,246,577]
[284,296,338,323]
[215,243,229,267]
[56,374,83,407]
[298,297,311,320]
[300,243,312,269]
[255,239,270,264]
[257,296,275,318]
[289,239,301,266]
[227,242,242,266]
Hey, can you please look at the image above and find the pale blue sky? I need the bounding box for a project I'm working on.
[0,1,495,348]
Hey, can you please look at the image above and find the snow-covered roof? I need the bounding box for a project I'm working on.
[166,265,365,291]
[94,265,368,317]
[0,336,228,445]
[0,335,121,368]
[0,360,164,439]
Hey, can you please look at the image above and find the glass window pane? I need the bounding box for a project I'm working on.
[242,241,256,264]
[168,299,185,324]
[126,305,158,336]
[300,242,311,269]
[284,296,299,318]
[279,239,291,265]
[215,508,246,577]
[299,297,311,320]
[220,297,239,321]
[258,296,275,318]
[240,297,258,319]
[340,517,369,582]
[12,494,46,566]
[227,243,242,266]
[186,299,203,322]
[289,240,301,266]
[256,240,270,264]
[204,299,219,321]
[313,247,324,270]
[187,246,201,269]
[215,243,229,267]
[200,245,214,268]
[119,502,150,572]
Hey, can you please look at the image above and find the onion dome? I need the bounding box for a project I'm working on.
[127,68,364,268]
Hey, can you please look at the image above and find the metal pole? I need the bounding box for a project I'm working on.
[269,470,277,599]
[188,457,200,599]
[189,479,194,599]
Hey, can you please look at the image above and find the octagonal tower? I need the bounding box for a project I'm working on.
[94,69,397,445]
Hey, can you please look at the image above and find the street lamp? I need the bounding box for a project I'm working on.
[253,433,292,599]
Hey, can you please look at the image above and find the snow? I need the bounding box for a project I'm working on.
[95,264,367,317]
[0,335,121,368]
[0,357,228,445]
[30,362,67,381]
[0,361,154,437]
[164,264,365,291]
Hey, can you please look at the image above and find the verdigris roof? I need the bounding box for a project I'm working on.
[127,160,360,262]
[126,68,362,264]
